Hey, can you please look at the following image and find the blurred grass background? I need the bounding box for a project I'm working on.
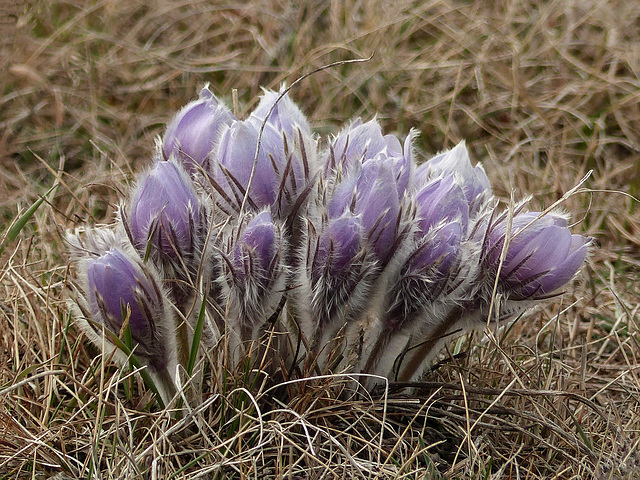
[1,1,639,478]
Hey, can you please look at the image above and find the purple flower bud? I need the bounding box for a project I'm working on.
[409,222,463,282]
[386,222,463,330]
[247,88,311,138]
[218,211,286,335]
[309,213,374,328]
[484,212,591,299]
[127,160,202,261]
[312,214,364,284]
[232,211,278,284]
[85,248,168,370]
[387,134,414,196]
[329,118,404,174]
[414,142,491,213]
[162,86,235,172]
[415,174,469,235]
[355,161,402,262]
[211,119,307,214]
[328,158,406,264]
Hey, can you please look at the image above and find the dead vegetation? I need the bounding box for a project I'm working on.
[1,0,639,478]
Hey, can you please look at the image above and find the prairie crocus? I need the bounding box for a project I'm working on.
[310,213,373,329]
[367,178,468,376]
[248,88,312,139]
[210,119,309,216]
[328,159,408,265]
[125,160,203,263]
[386,223,463,327]
[415,174,469,235]
[162,86,235,172]
[218,210,286,341]
[329,118,402,174]
[414,142,491,215]
[483,211,591,301]
[84,248,172,371]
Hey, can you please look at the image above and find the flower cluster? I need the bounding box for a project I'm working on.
[67,85,591,403]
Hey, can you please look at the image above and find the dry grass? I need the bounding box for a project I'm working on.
[1,0,639,478]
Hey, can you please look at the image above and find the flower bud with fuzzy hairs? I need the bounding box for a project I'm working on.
[414,141,492,216]
[481,210,591,302]
[328,118,408,176]
[209,118,313,219]
[359,175,469,380]
[414,174,469,235]
[67,243,178,405]
[216,210,287,344]
[124,159,204,269]
[246,88,320,223]
[162,86,235,172]
[247,88,312,140]
[309,213,375,331]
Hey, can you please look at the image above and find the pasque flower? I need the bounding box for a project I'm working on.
[84,248,171,371]
[377,176,468,338]
[330,118,404,172]
[162,86,235,172]
[210,118,313,217]
[217,210,286,338]
[328,158,408,265]
[360,169,477,380]
[413,142,492,215]
[482,211,591,300]
[67,83,592,401]
[309,213,373,330]
[125,159,203,263]
[248,88,312,140]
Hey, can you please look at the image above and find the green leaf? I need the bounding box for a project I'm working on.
[0,184,55,256]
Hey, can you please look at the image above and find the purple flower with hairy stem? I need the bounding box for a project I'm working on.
[482,211,591,300]
[162,86,235,172]
[209,119,310,217]
[413,142,491,215]
[310,213,373,328]
[218,211,286,341]
[247,88,312,139]
[85,248,170,371]
[360,174,470,378]
[231,211,278,283]
[382,176,468,331]
[125,160,203,263]
[386,223,463,329]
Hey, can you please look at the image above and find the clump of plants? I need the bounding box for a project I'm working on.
[67,85,591,406]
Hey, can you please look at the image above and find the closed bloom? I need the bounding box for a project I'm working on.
[312,214,363,282]
[330,118,396,169]
[85,248,169,370]
[126,160,202,261]
[384,176,467,331]
[219,211,286,332]
[247,88,312,139]
[414,142,491,214]
[385,222,463,331]
[231,211,279,284]
[328,159,404,265]
[415,174,469,235]
[329,118,410,180]
[483,212,591,300]
[162,86,235,172]
[211,119,307,215]
[310,213,373,327]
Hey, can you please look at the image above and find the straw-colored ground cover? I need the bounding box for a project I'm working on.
[1,1,639,478]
